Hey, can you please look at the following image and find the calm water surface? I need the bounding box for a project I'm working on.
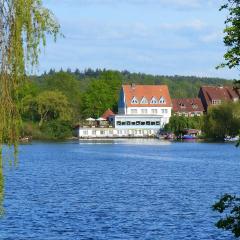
[1,139,240,240]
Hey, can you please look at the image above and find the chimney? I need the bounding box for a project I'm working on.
[131,83,136,89]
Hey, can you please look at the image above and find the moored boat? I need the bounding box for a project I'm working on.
[182,134,196,140]
[224,136,239,142]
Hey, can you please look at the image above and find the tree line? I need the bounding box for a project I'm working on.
[18,69,233,139]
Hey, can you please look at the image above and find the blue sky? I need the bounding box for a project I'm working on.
[39,0,238,79]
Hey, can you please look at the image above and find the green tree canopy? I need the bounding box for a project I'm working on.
[203,102,240,139]
[164,115,203,136]
[35,91,72,127]
[0,0,60,148]
[81,71,122,118]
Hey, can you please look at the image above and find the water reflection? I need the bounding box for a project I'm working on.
[78,138,173,145]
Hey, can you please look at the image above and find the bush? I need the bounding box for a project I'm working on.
[41,120,73,139]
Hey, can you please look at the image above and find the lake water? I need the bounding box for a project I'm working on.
[1,139,240,240]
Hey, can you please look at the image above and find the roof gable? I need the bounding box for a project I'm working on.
[200,86,240,105]
[122,85,172,107]
[172,98,204,113]
[101,109,115,119]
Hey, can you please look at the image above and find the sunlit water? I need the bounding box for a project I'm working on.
[1,139,240,240]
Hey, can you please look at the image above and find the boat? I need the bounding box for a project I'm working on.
[224,136,240,142]
[182,134,196,140]
[164,133,175,140]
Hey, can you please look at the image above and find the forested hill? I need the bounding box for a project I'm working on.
[35,68,232,99]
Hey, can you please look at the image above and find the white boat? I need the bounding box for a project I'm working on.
[224,136,240,142]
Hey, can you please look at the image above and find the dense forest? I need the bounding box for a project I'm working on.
[20,68,233,139]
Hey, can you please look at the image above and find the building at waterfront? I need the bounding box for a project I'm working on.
[199,86,240,112]
[172,98,204,117]
[77,84,172,138]
[113,84,172,131]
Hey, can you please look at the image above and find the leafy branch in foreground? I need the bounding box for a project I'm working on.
[217,1,240,69]
[213,194,240,238]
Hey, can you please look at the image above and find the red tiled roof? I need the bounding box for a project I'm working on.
[172,98,204,113]
[200,86,239,106]
[101,109,115,119]
[122,84,172,107]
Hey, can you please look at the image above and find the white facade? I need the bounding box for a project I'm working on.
[117,85,172,131]
[113,114,170,129]
[78,127,157,138]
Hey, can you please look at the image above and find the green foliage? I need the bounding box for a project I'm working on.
[35,91,72,126]
[0,0,60,149]
[213,194,240,238]
[0,0,60,216]
[203,102,240,139]
[218,1,240,69]
[81,71,122,118]
[41,120,73,139]
[38,72,82,120]
[164,115,203,135]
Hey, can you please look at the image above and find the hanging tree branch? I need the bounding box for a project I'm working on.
[0,0,60,216]
[0,0,60,151]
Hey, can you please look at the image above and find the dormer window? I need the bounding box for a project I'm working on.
[180,103,185,109]
[131,96,139,104]
[159,97,166,104]
[212,100,221,105]
[150,97,158,104]
[140,97,148,104]
[192,103,198,109]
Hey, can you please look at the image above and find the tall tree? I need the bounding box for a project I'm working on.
[35,91,72,127]
[0,0,60,215]
[0,0,60,151]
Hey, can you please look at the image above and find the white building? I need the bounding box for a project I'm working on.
[77,84,172,138]
[113,84,172,129]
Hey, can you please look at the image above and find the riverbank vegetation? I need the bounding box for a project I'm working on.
[164,101,240,140]
[19,69,233,139]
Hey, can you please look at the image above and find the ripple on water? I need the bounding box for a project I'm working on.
[0,140,239,240]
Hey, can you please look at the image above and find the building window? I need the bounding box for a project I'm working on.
[136,121,140,125]
[127,121,131,125]
[117,121,121,125]
[156,121,160,125]
[83,130,88,135]
[146,121,150,125]
[150,97,158,104]
[131,96,139,104]
[161,109,168,114]
[180,103,185,109]
[122,122,126,125]
[140,97,148,104]
[151,109,157,114]
[151,122,156,125]
[192,104,198,109]
[92,130,96,135]
[141,122,146,125]
[131,109,138,114]
[141,109,148,114]
[132,122,136,125]
[212,100,221,105]
[159,97,166,104]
